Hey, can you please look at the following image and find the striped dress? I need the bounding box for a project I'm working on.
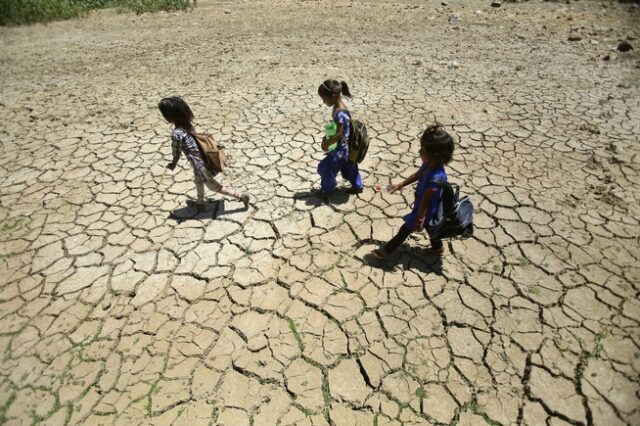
[171,127,217,180]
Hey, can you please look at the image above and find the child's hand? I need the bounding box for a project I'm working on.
[166,162,176,171]
[321,136,329,151]
[389,183,403,193]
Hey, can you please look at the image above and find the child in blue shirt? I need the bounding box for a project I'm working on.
[316,79,364,194]
[372,125,455,258]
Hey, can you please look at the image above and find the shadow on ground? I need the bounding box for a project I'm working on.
[293,188,359,206]
[362,244,444,276]
[168,199,247,221]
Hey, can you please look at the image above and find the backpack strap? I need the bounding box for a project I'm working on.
[427,178,447,186]
[181,128,211,167]
[427,179,455,214]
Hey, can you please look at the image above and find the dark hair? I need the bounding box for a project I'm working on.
[158,96,194,128]
[318,79,352,98]
[421,124,454,165]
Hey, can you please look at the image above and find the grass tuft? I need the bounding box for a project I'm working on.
[0,391,17,424]
[286,317,305,353]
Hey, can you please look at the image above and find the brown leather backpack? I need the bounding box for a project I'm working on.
[188,131,229,173]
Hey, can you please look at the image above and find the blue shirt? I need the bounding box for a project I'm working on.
[403,163,447,229]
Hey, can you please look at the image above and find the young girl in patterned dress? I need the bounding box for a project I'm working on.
[372,125,455,258]
[316,80,364,194]
[159,97,249,210]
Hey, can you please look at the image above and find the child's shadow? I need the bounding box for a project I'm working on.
[168,199,247,221]
[293,188,352,206]
[363,245,444,276]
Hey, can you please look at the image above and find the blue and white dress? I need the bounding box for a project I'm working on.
[317,109,363,193]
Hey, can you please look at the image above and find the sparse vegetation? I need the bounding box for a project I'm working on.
[528,285,541,295]
[286,317,305,352]
[1,0,196,26]
[462,400,479,414]
[321,375,331,423]
[0,391,16,424]
[591,331,607,359]
[0,216,32,239]
[0,252,14,260]
[1,216,26,233]
[119,0,196,15]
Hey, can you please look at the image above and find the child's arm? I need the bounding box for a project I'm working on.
[167,134,181,170]
[390,170,420,192]
[414,187,437,231]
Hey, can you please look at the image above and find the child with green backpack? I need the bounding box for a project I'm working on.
[315,80,364,194]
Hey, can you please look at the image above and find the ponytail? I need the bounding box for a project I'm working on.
[318,79,353,98]
[340,81,352,98]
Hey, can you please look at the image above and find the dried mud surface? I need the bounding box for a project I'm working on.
[0,0,639,424]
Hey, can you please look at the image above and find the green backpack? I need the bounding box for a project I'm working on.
[340,110,369,164]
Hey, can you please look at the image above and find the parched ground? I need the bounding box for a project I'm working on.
[1,0,639,424]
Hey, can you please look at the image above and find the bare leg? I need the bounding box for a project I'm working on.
[194,178,206,204]
[218,187,242,199]
[204,176,249,208]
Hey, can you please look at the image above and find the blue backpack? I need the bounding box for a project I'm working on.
[425,180,474,240]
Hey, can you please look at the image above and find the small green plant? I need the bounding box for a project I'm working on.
[1,216,33,239]
[0,391,17,424]
[293,403,314,417]
[321,375,331,423]
[591,332,607,359]
[462,400,478,414]
[415,387,426,399]
[499,352,513,367]
[286,317,305,352]
[528,285,541,295]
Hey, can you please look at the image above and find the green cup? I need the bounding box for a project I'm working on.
[324,121,337,138]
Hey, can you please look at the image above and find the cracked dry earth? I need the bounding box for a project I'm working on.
[1,0,639,425]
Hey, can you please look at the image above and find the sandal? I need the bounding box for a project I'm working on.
[423,246,444,257]
[240,193,250,209]
[371,248,391,260]
[309,187,332,196]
